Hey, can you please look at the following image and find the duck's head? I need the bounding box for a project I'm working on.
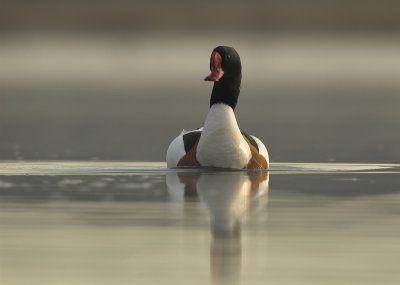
[204,46,242,110]
[205,46,242,82]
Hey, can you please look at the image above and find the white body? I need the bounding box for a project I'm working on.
[166,104,269,169]
[197,104,251,168]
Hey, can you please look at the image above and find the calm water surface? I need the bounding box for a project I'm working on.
[1,162,399,285]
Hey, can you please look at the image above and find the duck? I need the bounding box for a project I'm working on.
[166,46,269,169]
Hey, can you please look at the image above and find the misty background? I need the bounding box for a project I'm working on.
[1,0,399,163]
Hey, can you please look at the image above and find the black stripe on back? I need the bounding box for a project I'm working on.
[183,130,259,153]
[242,132,259,152]
[182,131,202,153]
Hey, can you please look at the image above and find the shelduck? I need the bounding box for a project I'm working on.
[166,46,269,169]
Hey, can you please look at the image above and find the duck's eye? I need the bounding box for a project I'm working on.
[226,55,231,60]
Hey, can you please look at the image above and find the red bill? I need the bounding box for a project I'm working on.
[204,51,224,81]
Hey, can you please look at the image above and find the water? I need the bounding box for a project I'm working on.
[1,162,400,285]
[1,31,400,284]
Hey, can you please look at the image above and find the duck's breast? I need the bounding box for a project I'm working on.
[196,104,251,169]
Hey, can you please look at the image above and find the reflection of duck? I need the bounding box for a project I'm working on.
[166,46,269,170]
[166,170,269,284]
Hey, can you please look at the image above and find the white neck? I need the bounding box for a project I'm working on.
[197,104,251,169]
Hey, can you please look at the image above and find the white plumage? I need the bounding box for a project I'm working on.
[196,104,251,169]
